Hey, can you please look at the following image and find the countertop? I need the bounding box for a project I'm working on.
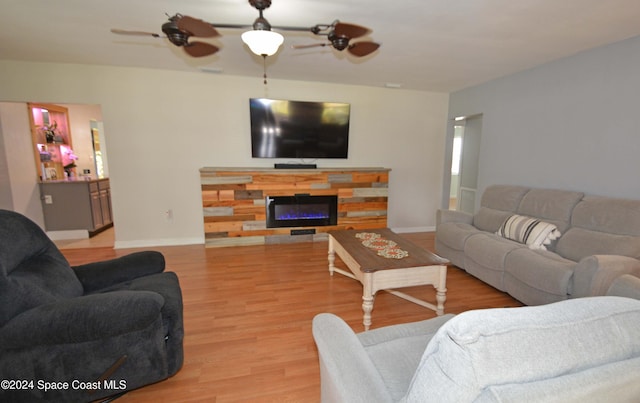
[40,177,109,184]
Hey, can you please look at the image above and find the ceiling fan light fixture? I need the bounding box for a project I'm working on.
[111,0,379,63]
[241,29,284,56]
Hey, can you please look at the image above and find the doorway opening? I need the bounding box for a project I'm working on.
[445,114,482,214]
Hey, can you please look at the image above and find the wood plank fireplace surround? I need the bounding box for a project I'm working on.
[200,167,390,247]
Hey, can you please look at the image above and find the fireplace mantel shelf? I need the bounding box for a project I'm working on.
[200,167,390,247]
[200,167,391,173]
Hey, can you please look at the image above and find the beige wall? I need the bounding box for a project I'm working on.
[0,102,44,222]
[0,60,449,247]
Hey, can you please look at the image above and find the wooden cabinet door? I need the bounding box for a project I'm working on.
[90,191,104,230]
[100,189,112,225]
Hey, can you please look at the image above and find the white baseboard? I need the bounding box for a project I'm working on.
[391,226,436,233]
[46,230,89,240]
[114,237,204,249]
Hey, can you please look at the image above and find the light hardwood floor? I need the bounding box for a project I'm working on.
[60,232,521,403]
[54,227,115,250]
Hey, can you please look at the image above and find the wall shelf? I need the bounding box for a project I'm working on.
[27,103,75,181]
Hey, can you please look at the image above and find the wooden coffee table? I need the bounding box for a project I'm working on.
[328,228,449,330]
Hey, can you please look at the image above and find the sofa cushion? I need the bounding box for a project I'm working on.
[515,188,583,234]
[473,185,530,232]
[464,233,525,290]
[465,233,524,273]
[556,196,640,262]
[435,222,480,251]
[479,185,530,211]
[556,228,640,262]
[496,214,561,250]
[402,297,640,403]
[473,207,513,233]
[504,248,576,305]
[570,196,640,236]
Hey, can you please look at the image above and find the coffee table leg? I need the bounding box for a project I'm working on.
[362,273,374,331]
[435,265,447,316]
[328,237,336,276]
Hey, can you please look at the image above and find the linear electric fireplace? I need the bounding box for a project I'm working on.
[266,195,338,228]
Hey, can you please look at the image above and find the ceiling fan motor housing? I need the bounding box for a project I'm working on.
[249,0,272,11]
[162,16,189,46]
[248,0,274,31]
[328,32,350,51]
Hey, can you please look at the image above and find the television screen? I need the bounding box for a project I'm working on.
[250,98,350,159]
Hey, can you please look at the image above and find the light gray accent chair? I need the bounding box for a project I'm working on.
[313,296,640,403]
[436,185,640,305]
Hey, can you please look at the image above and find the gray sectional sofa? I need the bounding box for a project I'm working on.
[436,185,640,305]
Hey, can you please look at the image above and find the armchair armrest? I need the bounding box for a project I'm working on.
[436,209,473,227]
[312,313,393,403]
[0,291,164,349]
[72,251,165,293]
[572,255,640,297]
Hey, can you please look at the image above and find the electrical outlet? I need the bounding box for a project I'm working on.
[44,195,53,204]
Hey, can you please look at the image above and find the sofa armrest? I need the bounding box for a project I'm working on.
[0,291,164,349]
[572,255,640,298]
[72,251,165,293]
[312,313,393,403]
[607,274,640,299]
[436,209,473,226]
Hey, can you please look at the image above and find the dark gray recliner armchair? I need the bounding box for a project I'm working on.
[0,209,184,402]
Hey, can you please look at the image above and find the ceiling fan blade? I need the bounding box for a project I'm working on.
[291,43,329,50]
[177,15,220,38]
[334,22,370,39]
[111,28,161,38]
[183,41,220,57]
[348,41,380,57]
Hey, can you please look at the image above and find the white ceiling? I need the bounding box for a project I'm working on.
[2,0,640,92]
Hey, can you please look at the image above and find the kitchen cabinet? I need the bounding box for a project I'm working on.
[39,178,112,235]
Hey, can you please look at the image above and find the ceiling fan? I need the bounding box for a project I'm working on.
[111,14,221,57]
[291,21,381,57]
[110,0,380,59]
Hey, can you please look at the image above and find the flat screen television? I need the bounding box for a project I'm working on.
[250,98,350,159]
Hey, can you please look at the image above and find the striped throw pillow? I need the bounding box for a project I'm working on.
[496,214,561,250]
